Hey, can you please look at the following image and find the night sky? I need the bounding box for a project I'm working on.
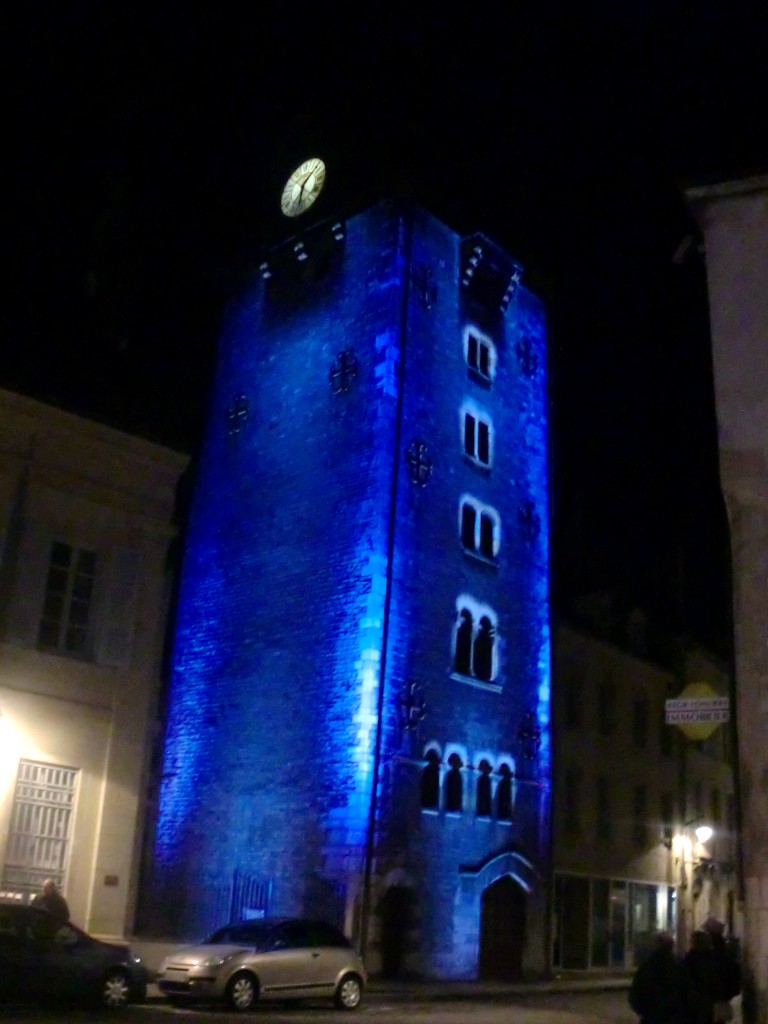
[5,3,768,656]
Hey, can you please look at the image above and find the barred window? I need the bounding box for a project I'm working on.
[1,760,78,899]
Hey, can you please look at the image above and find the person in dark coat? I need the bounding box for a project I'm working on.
[32,878,70,924]
[682,929,719,1024]
[629,932,688,1024]
[703,918,741,1023]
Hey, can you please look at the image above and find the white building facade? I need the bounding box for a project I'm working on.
[0,388,187,938]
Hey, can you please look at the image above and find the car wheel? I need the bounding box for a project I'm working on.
[101,969,132,1009]
[334,972,363,1010]
[226,972,259,1012]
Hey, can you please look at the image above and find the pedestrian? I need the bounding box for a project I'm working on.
[682,929,718,1024]
[31,878,70,924]
[629,932,688,1023]
[703,917,741,1024]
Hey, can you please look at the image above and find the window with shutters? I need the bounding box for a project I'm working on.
[0,760,78,899]
[38,542,97,657]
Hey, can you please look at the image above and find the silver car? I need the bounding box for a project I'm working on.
[156,917,366,1012]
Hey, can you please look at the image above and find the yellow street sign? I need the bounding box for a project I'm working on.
[666,681,729,741]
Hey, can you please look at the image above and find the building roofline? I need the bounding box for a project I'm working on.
[686,173,768,205]
[0,386,189,473]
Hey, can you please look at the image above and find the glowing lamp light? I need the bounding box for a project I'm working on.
[695,824,714,844]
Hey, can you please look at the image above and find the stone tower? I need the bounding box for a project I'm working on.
[152,199,551,979]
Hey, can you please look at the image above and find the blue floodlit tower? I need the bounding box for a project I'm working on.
[152,198,551,980]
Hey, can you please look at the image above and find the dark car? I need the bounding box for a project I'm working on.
[0,902,148,1008]
[157,917,366,1012]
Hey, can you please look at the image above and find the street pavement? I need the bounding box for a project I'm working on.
[140,970,632,1004]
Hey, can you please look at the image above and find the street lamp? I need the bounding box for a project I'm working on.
[674,818,714,950]
[694,824,713,845]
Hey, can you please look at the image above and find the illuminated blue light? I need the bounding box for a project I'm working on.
[150,204,551,977]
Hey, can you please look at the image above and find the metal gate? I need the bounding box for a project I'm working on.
[0,760,78,900]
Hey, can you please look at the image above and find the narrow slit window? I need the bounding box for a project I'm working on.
[497,764,513,820]
[464,413,475,457]
[420,751,440,810]
[477,421,490,464]
[479,513,494,558]
[445,754,463,813]
[476,761,492,816]
[461,504,477,551]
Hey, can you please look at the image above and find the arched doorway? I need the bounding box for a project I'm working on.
[479,874,527,979]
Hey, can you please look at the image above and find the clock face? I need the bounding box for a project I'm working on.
[280,157,326,217]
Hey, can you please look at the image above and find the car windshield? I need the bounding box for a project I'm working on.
[205,922,274,948]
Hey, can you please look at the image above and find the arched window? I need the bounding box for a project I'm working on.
[497,763,513,820]
[476,760,492,817]
[445,753,463,812]
[420,750,440,810]
[473,616,494,681]
[454,609,473,676]
[459,497,500,560]
[453,602,498,684]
